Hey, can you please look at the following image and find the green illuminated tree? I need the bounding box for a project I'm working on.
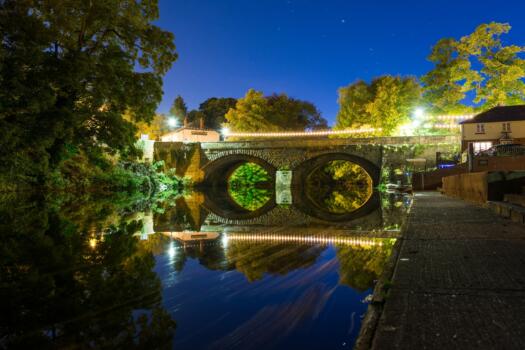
[0,0,177,186]
[306,161,372,214]
[228,163,271,211]
[224,89,327,132]
[135,113,170,140]
[423,22,525,113]
[335,76,421,136]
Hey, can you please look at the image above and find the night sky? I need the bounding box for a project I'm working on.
[155,0,525,125]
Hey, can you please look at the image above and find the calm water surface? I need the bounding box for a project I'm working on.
[0,188,411,349]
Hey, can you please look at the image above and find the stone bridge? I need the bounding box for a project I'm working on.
[152,135,459,186]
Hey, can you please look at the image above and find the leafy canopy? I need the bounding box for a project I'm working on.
[335,76,421,136]
[422,22,525,113]
[169,95,187,123]
[0,0,177,184]
[225,89,327,132]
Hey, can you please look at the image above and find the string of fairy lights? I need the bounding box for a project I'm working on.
[220,114,474,139]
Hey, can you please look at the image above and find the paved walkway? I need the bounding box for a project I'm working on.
[370,192,525,349]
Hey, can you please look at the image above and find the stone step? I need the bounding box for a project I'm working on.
[504,193,525,207]
[488,201,525,224]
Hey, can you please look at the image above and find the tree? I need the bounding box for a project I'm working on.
[169,95,187,123]
[224,89,328,132]
[423,22,525,113]
[0,0,177,186]
[335,76,421,135]
[135,114,170,140]
[225,89,277,132]
[198,97,237,130]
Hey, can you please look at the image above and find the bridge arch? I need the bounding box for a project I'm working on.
[202,154,277,188]
[291,152,381,222]
[200,154,277,220]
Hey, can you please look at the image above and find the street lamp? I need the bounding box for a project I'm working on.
[221,127,230,141]
[413,107,425,119]
[167,117,178,128]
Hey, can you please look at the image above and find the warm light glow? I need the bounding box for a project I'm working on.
[89,238,97,249]
[223,127,381,138]
[221,234,229,248]
[167,117,178,127]
[167,242,176,258]
[226,233,385,247]
[433,114,474,121]
[414,107,425,119]
[432,124,461,129]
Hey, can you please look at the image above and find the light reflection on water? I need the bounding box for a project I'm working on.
[0,189,411,349]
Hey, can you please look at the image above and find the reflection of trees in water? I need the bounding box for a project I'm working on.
[306,160,373,214]
[172,240,231,272]
[335,239,395,292]
[228,163,272,211]
[226,241,325,282]
[0,197,176,349]
[381,193,412,230]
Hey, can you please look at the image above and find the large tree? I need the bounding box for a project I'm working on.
[224,89,327,132]
[422,22,525,113]
[335,76,421,135]
[198,97,237,129]
[169,95,187,124]
[0,0,177,185]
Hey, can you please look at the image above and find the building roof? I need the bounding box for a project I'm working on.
[162,127,219,135]
[460,105,525,124]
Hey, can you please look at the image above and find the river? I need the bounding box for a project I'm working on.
[0,185,411,349]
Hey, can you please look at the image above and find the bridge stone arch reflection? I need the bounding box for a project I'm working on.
[200,154,277,220]
[291,152,379,222]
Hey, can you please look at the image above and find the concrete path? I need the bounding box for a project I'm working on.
[370,192,525,349]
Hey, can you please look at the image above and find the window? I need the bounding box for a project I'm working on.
[476,124,485,133]
[502,122,511,132]
[472,141,492,154]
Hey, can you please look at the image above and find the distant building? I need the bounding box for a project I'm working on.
[161,116,221,142]
[460,105,525,152]
[161,127,220,142]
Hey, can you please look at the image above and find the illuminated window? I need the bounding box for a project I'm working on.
[473,141,492,153]
[476,124,485,133]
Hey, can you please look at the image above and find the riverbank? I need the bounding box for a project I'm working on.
[357,191,525,349]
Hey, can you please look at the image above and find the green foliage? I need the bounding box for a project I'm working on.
[422,22,525,113]
[335,76,421,136]
[226,241,324,282]
[135,113,170,140]
[228,163,271,211]
[306,161,373,214]
[225,89,327,132]
[0,197,176,348]
[197,97,237,130]
[229,163,270,185]
[336,239,395,291]
[0,0,177,188]
[169,95,187,123]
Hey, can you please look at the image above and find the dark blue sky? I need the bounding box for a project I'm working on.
[155,0,525,125]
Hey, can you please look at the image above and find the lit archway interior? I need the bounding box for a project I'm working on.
[227,162,273,211]
[305,160,373,215]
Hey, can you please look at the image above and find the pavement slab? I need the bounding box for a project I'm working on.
[369,192,525,350]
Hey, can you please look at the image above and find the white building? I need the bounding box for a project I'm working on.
[460,105,525,153]
[161,127,220,142]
